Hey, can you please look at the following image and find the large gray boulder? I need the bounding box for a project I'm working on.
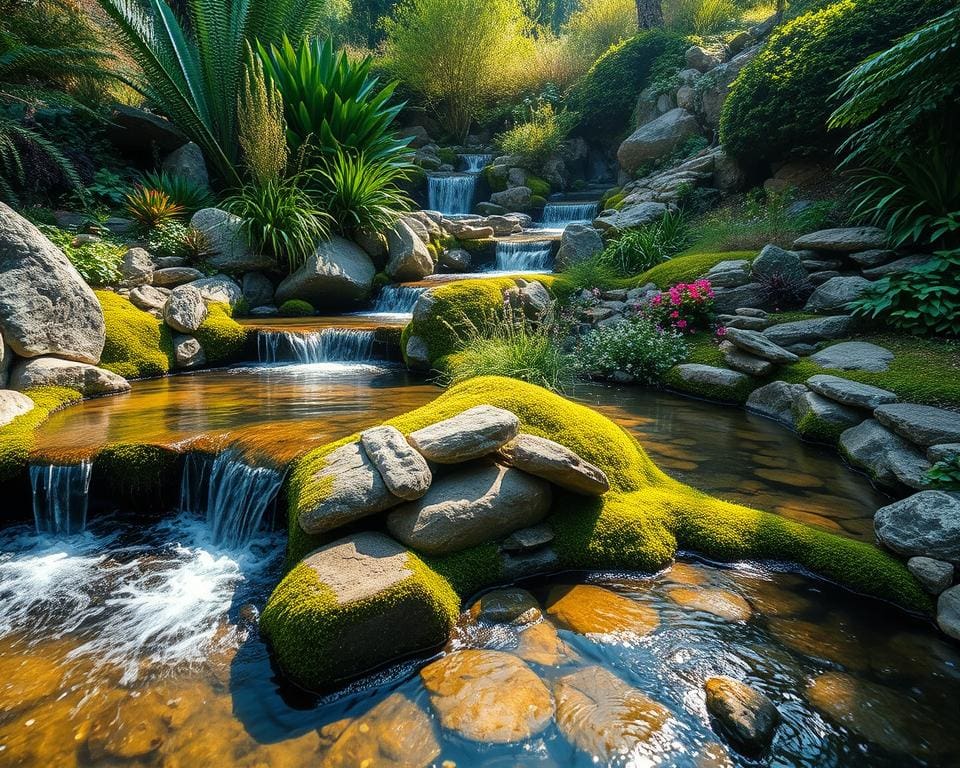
[163,285,207,333]
[275,236,376,309]
[555,224,603,270]
[711,283,768,314]
[593,202,669,234]
[804,276,874,314]
[0,389,33,427]
[0,336,10,387]
[386,462,552,555]
[490,186,534,211]
[0,202,105,364]
[407,405,520,464]
[874,403,960,447]
[751,245,808,287]
[118,247,154,288]
[386,220,434,282]
[839,419,931,490]
[498,433,609,496]
[189,208,275,272]
[862,254,932,279]
[617,108,700,173]
[762,316,853,351]
[874,491,960,563]
[793,227,887,252]
[746,381,807,427]
[10,357,130,396]
[810,341,893,372]
[161,142,209,189]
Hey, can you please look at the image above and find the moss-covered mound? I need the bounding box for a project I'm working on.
[0,386,81,484]
[194,302,251,364]
[96,291,175,379]
[262,376,930,691]
[636,250,756,289]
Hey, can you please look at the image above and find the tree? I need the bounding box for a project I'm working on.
[384,0,534,141]
[636,0,663,28]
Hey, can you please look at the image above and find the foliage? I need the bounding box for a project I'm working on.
[238,47,288,186]
[179,227,214,263]
[93,0,341,185]
[139,170,214,214]
[96,290,174,378]
[600,210,692,276]
[496,103,570,169]
[278,299,315,317]
[384,0,535,141]
[561,254,620,291]
[124,186,183,230]
[578,315,688,382]
[645,279,716,334]
[567,31,686,138]
[665,0,737,35]
[226,175,329,273]
[561,0,636,68]
[927,455,960,490]
[720,0,950,167]
[40,225,122,286]
[144,220,191,259]
[82,168,130,208]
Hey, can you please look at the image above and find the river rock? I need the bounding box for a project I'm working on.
[907,557,954,595]
[723,327,798,364]
[386,462,552,555]
[191,275,242,307]
[706,260,752,288]
[241,271,274,308]
[515,619,569,666]
[386,220,433,281]
[163,285,207,333]
[152,266,204,288]
[127,285,170,316]
[793,391,863,439]
[172,334,205,369]
[490,185,534,211]
[668,587,752,621]
[468,588,541,625]
[0,389,33,427]
[938,585,960,640]
[554,666,672,761]
[498,433,609,495]
[407,405,519,463]
[190,208,274,272]
[720,341,773,377]
[360,425,432,501]
[806,375,897,410]
[275,237,376,309]
[617,108,700,173]
[810,341,893,372]
[704,677,780,756]
[10,357,130,396]
[118,247,154,288]
[162,141,209,189]
[711,283,768,314]
[839,420,931,490]
[762,316,853,351]
[848,249,895,267]
[501,524,554,553]
[593,202,669,234]
[751,245,808,287]
[875,403,960,447]
[439,248,471,271]
[420,649,554,743]
[861,254,932,279]
[874,491,960,563]
[793,227,887,252]
[546,584,659,636]
[804,276,874,313]
[670,364,751,400]
[746,381,807,427]
[0,202,105,364]
[556,224,603,270]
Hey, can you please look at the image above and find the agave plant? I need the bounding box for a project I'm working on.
[257,36,412,165]
[139,170,214,214]
[125,186,184,230]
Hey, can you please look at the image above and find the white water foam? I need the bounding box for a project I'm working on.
[428,174,476,215]
[257,328,376,364]
[493,240,554,271]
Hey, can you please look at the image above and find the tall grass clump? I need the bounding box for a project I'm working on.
[601,210,692,276]
[665,0,737,35]
[496,104,571,169]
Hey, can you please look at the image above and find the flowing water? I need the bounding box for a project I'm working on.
[537,201,599,231]
[29,461,92,536]
[461,153,493,173]
[428,174,476,215]
[368,284,427,316]
[493,239,555,272]
[257,329,376,364]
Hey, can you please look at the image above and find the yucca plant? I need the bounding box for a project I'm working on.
[139,170,214,214]
[315,151,412,237]
[124,186,184,229]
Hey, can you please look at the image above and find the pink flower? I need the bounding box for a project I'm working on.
[670,293,681,306]
[716,326,727,337]
[677,319,688,329]
[651,294,662,306]
[670,310,679,319]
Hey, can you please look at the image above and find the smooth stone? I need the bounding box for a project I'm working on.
[806,375,897,410]
[671,364,751,397]
[862,254,932,279]
[716,313,769,331]
[793,390,863,439]
[153,256,186,269]
[710,283,768,313]
[593,202,669,235]
[275,236,376,309]
[735,307,768,318]
[762,316,853,350]
[386,462,552,555]
[0,389,34,427]
[937,585,960,640]
[555,224,603,271]
[190,207,274,271]
[386,219,434,281]
[468,588,541,626]
[439,248,471,271]
[10,357,130,397]
[163,284,207,333]
[162,141,209,188]
[172,334,205,369]
[724,327,798,364]
[420,650,554,744]
[875,403,960,447]
[803,276,874,313]
[907,557,954,595]
[554,666,672,761]
[848,249,895,267]
[929,443,960,463]
[874,491,960,562]
[839,420,931,490]
[793,227,887,252]
[515,621,569,666]
[769,617,868,671]
[617,108,700,173]
[500,524,555,553]
[498,433,609,496]
[721,342,774,377]
[667,587,752,622]
[706,260,752,288]
[704,676,780,756]
[546,584,659,636]
[746,381,807,427]
[360,425,432,501]
[810,341,893,372]
[151,266,204,287]
[407,405,519,463]
[118,247,154,288]
[297,442,399,535]
[190,275,242,307]
[128,284,170,314]
[86,691,175,760]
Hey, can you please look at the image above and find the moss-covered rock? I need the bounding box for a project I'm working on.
[96,291,175,379]
[193,302,251,364]
[637,250,757,289]
[92,443,181,513]
[0,386,81,486]
[264,377,931,691]
[526,176,551,198]
[277,299,315,318]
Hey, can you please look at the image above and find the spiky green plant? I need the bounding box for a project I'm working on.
[124,186,184,229]
[139,170,214,214]
[314,151,412,237]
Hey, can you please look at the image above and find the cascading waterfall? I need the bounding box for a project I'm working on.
[428,174,476,215]
[539,202,599,230]
[30,461,93,535]
[257,328,376,364]
[371,285,427,315]
[494,240,554,272]
[461,153,494,173]
[180,451,283,548]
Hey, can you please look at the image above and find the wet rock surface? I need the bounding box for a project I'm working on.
[704,676,780,756]
[546,584,659,636]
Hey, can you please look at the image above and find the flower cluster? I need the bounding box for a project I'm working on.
[645,279,716,334]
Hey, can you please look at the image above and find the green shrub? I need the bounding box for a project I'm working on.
[600,210,692,276]
[496,104,569,170]
[144,220,193,260]
[139,170,214,214]
[578,315,689,382]
[567,31,686,138]
[666,0,737,35]
[561,254,621,291]
[278,299,315,317]
[720,0,950,167]
[40,226,123,286]
[96,291,175,378]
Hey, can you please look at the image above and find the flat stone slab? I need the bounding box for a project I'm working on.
[152,266,203,287]
[762,316,853,350]
[874,491,960,563]
[929,444,960,463]
[304,530,412,604]
[839,419,931,490]
[500,523,554,553]
[360,425,432,501]
[407,405,519,463]
[498,433,609,496]
[746,381,806,427]
[806,375,897,410]
[793,227,887,252]
[672,364,751,395]
[724,327,798,364]
[803,276,874,314]
[10,357,130,397]
[874,403,960,447]
[721,342,774,377]
[810,341,893,372]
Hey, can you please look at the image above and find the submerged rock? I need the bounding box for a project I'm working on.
[468,588,541,626]
[407,405,519,463]
[546,584,659,636]
[667,587,752,622]
[360,425,432,501]
[704,676,780,756]
[498,433,609,496]
[515,620,570,666]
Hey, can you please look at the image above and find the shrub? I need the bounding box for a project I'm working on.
[720,0,950,167]
[40,226,123,286]
[278,299,315,317]
[562,255,620,292]
[124,187,184,230]
[562,0,636,70]
[138,171,214,214]
[496,104,570,170]
[645,279,716,334]
[578,315,688,382]
[567,31,686,139]
[600,210,692,276]
[145,220,191,260]
[665,0,737,35]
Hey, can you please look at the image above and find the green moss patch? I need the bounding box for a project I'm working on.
[0,387,82,484]
[636,250,757,289]
[194,303,251,364]
[96,291,175,379]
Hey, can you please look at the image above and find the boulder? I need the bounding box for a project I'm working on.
[751,245,808,287]
[706,259,752,288]
[746,381,806,427]
[547,584,659,635]
[128,284,170,315]
[670,364,751,400]
[504,280,552,323]
[762,316,853,351]
[809,341,893,372]
[720,342,773,377]
[190,275,242,307]
[297,441,400,535]
[163,285,207,333]
[161,141,209,189]
[0,202,105,364]
[360,425,432,501]
[698,47,759,126]
[241,272,274,309]
[10,357,130,397]
[685,45,720,72]
[498,433,609,495]
[468,588,541,625]
[152,267,204,288]
[848,249,895,268]
[555,224,603,270]
[793,391,863,439]
[407,405,519,463]
[490,186,534,211]
[723,327,798,364]
[0,389,33,427]
[711,283,768,313]
[907,557,954,595]
[861,254,932,279]
[804,276,874,313]
[118,247,154,288]
[874,491,960,563]
[189,208,274,272]
[172,334,205,369]
[404,334,430,369]
[793,227,887,252]
[617,109,701,173]
[275,237,376,309]
[593,202,669,234]
[840,420,931,490]
[385,220,434,282]
[938,586,960,640]
[874,403,960,447]
[439,248,471,271]
[386,462,552,555]
[354,226,388,265]
[704,676,780,756]
[806,375,897,410]
[420,650,554,743]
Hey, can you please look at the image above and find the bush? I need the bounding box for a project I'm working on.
[665,0,737,35]
[144,220,192,260]
[561,255,621,292]
[124,187,184,230]
[40,226,122,286]
[138,171,214,214]
[278,299,315,317]
[496,104,569,170]
[645,279,716,334]
[600,210,692,276]
[720,0,950,167]
[578,316,688,382]
[562,0,636,70]
[567,31,686,139]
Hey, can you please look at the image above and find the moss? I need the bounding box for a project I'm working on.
[278,299,315,318]
[793,409,849,445]
[194,302,250,363]
[457,237,497,258]
[437,147,459,166]
[663,364,756,404]
[96,290,175,379]
[0,387,82,484]
[483,165,507,193]
[526,175,550,198]
[93,443,181,513]
[636,250,757,289]
[684,332,725,367]
[530,194,548,208]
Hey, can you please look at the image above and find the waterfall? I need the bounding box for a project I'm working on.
[428,174,476,215]
[257,328,375,364]
[371,285,427,315]
[494,240,554,272]
[539,202,599,230]
[461,153,493,173]
[30,461,93,535]
[180,451,283,548]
